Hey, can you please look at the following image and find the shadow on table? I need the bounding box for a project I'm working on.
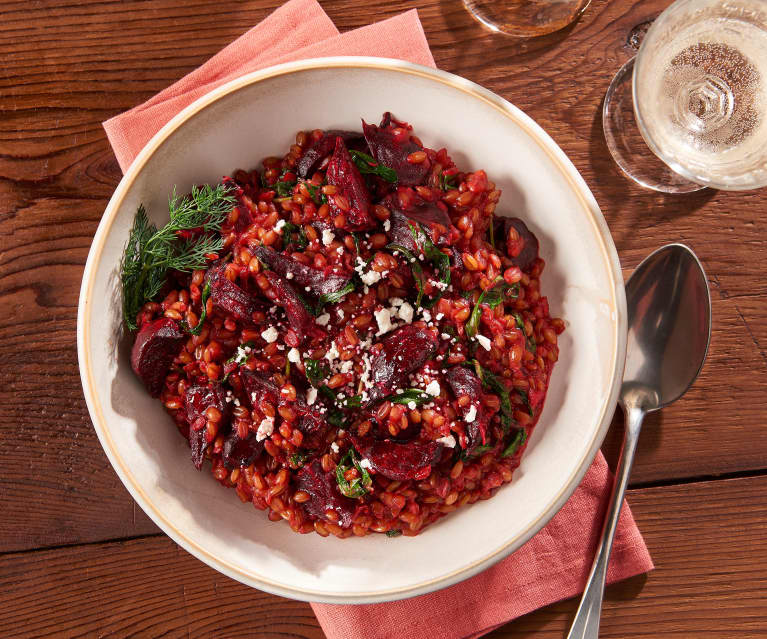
[587,100,718,239]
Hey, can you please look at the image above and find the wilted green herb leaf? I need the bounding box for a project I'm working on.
[389,388,430,406]
[439,172,458,191]
[335,448,372,498]
[501,429,527,458]
[274,180,296,198]
[350,150,397,183]
[386,529,403,537]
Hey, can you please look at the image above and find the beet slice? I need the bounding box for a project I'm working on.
[184,383,231,470]
[253,246,352,299]
[325,137,375,231]
[206,264,260,324]
[362,113,431,186]
[263,271,315,340]
[130,317,185,397]
[387,210,420,253]
[296,459,356,528]
[222,430,264,469]
[351,435,442,481]
[493,217,540,271]
[445,366,490,451]
[241,370,280,407]
[367,326,439,403]
[296,130,365,178]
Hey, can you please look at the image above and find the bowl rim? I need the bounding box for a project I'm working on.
[77,55,627,604]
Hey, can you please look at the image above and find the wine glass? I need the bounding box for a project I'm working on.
[603,0,767,193]
[463,0,591,37]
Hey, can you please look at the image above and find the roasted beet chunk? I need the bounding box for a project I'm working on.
[254,246,352,299]
[241,370,280,407]
[184,383,231,470]
[445,366,490,451]
[296,130,365,178]
[352,436,442,481]
[222,430,264,469]
[206,264,260,324]
[263,271,315,340]
[368,326,439,403]
[296,460,356,528]
[325,137,375,231]
[493,217,540,271]
[387,203,451,252]
[130,317,185,397]
[387,210,420,253]
[362,113,431,186]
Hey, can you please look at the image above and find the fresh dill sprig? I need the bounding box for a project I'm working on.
[120,183,235,330]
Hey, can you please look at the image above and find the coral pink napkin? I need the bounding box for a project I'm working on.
[103,2,653,637]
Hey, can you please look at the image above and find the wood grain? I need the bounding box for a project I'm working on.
[0,0,763,605]
[2,475,765,639]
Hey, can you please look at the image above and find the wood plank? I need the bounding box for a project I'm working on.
[2,475,765,638]
[1,0,766,551]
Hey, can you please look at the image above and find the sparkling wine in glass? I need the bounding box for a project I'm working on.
[604,0,767,192]
[463,0,590,37]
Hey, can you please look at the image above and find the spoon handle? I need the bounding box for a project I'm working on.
[566,402,645,639]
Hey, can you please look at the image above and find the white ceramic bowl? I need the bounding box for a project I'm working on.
[78,57,626,604]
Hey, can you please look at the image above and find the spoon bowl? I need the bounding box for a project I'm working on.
[568,243,711,639]
[624,244,711,410]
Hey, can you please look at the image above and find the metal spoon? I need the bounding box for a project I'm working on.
[567,243,711,639]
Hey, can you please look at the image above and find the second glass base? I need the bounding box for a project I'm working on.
[603,57,706,194]
[463,0,590,37]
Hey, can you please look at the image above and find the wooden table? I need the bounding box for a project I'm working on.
[2,0,766,636]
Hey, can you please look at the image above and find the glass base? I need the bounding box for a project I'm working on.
[603,57,706,194]
[463,0,590,37]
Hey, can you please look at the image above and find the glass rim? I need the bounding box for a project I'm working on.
[632,0,767,191]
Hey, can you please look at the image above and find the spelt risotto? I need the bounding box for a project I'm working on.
[124,112,564,538]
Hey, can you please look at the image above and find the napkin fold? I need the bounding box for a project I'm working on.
[103,2,653,637]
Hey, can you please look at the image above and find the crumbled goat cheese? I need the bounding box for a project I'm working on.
[383,219,391,232]
[408,401,417,410]
[331,442,340,453]
[361,269,382,286]
[325,341,340,363]
[337,309,345,319]
[422,309,432,322]
[375,308,394,335]
[274,219,286,232]
[475,334,492,351]
[435,313,444,320]
[322,229,335,246]
[436,435,456,448]
[389,297,404,307]
[340,360,354,374]
[465,405,477,423]
[307,388,318,405]
[316,313,331,326]
[425,380,441,397]
[398,302,414,323]
[261,326,279,343]
[287,348,301,363]
[359,458,372,469]
[256,416,275,441]
[286,272,294,279]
